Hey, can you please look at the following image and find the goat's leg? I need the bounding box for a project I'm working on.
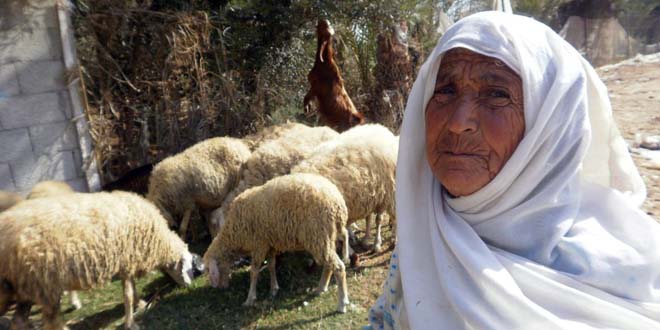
[267,252,279,297]
[122,278,139,330]
[244,250,267,307]
[303,91,317,116]
[10,301,32,330]
[178,208,192,240]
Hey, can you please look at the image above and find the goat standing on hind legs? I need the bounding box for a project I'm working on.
[304,19,365,132]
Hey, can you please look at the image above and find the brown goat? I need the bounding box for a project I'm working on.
[304,19,365,132]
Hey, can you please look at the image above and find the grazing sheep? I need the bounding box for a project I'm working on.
[242,122,308,151]
[204,173,350,313]
[0,191,194,330]
[304,19,365,132]
[208,125,339,236]
[147,137,251,239]
[25,181,81,310]
[0,191,22,213]
[26,180,74,199]
[292,124,398,254]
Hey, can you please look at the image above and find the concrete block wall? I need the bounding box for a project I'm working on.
[0,0,91,194]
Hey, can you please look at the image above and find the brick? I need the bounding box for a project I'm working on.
[0,63,20,96]
[10,151,77,191]
[15,60,65,94]
[0,4,59,31]
[0,28,61,65]
[29,121,78,152]
[0,92,65,129]
[0,128,31,162]
[0,162,16,191]
[59,90,73,118]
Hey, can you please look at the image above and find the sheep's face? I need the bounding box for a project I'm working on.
[208,207,226,238]
[164,251,194,287]
[206,258,230,289]
[0,279,15,315]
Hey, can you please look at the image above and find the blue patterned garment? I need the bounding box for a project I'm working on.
[364,249,408,330]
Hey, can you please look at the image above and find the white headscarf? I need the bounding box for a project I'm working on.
[369,11,660,330]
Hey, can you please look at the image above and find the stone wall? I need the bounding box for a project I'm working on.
[0,0,98,194]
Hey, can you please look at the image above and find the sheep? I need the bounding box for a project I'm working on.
[24,181,82,310]
[291,124,398,254]
[304,19,365,132]
[0,191,22,213]
[204,173,351,313]
[26,180,74,199]
[241,122,308,151]
[208,125,339,236]
[0,191,194,330]
[147,137,251,239]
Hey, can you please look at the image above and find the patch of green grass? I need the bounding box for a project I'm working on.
[2,222,395,330]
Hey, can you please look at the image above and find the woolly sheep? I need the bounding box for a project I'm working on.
[26,180,74,199]
[241,122,308,151]
[147,137,251,239]
[208,125,338,236]
[0,191,22,213]
[0,191,194,330]
[204,173,351,313]
[25,181,81,310]
[291,124,398,253]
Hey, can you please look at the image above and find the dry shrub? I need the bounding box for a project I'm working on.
[74,3,255,183]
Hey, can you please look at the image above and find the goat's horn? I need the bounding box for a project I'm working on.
[319,40,327,63]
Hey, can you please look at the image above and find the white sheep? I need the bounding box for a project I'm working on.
[0,191,194,330]
[0,191,22,213]
[208,125,338,236]
[291,124,398,254]
[26,180,74,199]
[241,121,309,151]
[203,173,351,313]
[24,181,82,310]
[147,137,252,239]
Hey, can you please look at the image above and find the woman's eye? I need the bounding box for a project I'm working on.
[487,89,510,99]
[435,85,455,95]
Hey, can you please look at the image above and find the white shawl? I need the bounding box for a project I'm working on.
[370,11,660,330]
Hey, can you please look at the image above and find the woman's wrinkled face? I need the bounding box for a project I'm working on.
[425,48,524,197]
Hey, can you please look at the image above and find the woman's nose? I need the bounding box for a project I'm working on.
[447,96,478,134]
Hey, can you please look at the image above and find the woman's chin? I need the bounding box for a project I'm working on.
[438,170,489,197]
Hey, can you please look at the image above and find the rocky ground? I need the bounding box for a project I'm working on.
[597,53,660,221]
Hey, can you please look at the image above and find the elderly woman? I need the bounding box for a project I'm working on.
[367,11,660,330]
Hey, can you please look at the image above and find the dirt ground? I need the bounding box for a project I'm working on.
[597,53,660,221]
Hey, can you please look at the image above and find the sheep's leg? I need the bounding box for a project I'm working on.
[373,213,384,252]
[340,226,350,264]
[68,290,81,310]
[42,300,66,330]
[314,265,333,295]
[330,254,350,313]
[122,278,139,330]
[363,214,375,246]
[10,301,32,330]
[178,208,193,240]
[267,253,279,298]
[243,250,267,307]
